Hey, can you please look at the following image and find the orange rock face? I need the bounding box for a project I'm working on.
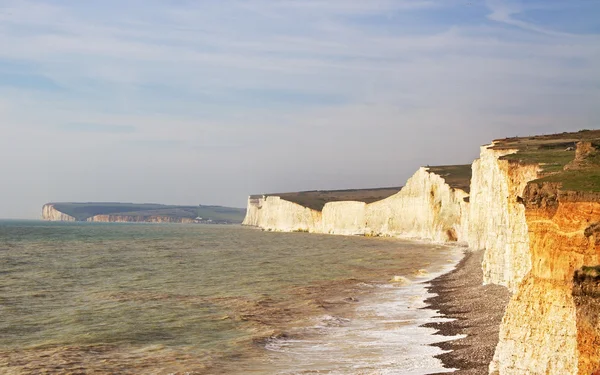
[491,184,600,374]
[526,189,600,375]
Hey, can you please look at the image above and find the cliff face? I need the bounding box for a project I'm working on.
[42,204,76,221]
[490,186,600,375]
[468,144,539,291]
[365,167,469,242]
[243,133,600,374]
[243,167,469,242]
[86,215,196,224]
[242,196,263,227]
[573,267,600,375]
[321,201,367,235]
[241,195,321,232]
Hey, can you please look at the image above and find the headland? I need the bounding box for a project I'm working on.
[42,202,246,224]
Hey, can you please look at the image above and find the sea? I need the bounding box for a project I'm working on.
[0,220,463,374]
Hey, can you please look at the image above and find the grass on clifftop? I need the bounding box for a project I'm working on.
[535,169,600,192]
[253,164,471,211]
[255,187,401,211]
[426,165,472,193]
[493,129,600,192]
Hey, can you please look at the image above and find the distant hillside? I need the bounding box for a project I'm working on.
[246,165,471,212]
[42,202,246,224]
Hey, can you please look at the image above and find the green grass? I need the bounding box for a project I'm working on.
[535,170,600,192]
[528,146,600,192]
[494,129,600,192]
[50,202,246,223]
[426,164,472,193]
[502,149,576,173]
[252,164,471,211]
[255,187,402,211]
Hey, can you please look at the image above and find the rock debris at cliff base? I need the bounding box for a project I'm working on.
[423,250,510,375]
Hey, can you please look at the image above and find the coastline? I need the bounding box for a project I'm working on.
[238,227,507,373]
[248,241,468,374]
[423,250,511,375]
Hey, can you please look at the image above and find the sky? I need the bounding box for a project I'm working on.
[0,0,599,219]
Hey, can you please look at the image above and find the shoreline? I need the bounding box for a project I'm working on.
[423,250,511,375]
[237,229,505,373]
[249,242,468,374]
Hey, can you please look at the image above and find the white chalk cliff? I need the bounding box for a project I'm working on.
[42,204,76,221]
[321,201,367,236]
[467,144,539,292]
[243,167,469,243]
[244,139,600,374]
[365,167,469,242]
[242,195,321,232]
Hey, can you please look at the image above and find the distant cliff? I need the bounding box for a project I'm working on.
[42,202,246,224]
[243,165,470,243]
[42,204,77,222]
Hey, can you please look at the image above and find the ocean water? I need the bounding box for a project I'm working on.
[0,220,462,374]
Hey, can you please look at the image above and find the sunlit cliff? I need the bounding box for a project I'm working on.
[244,130,600,374]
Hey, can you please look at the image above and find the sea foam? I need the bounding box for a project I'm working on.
[263,247,465,375]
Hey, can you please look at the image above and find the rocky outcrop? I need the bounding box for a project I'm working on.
[468,144,539,291]
[42,204,76,221]
[86,215,195,223]
[243,167,469,243]
[565,141,598,170]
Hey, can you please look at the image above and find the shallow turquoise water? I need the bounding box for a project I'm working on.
[0,220,457,374]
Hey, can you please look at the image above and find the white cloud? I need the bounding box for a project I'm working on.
[485,0,581,37]
[0,0,598,218]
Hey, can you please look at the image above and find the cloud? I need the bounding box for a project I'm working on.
[485,0,583,36]
[0,0,598,218]
[58,123,136,133]
[0,71,63,91]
